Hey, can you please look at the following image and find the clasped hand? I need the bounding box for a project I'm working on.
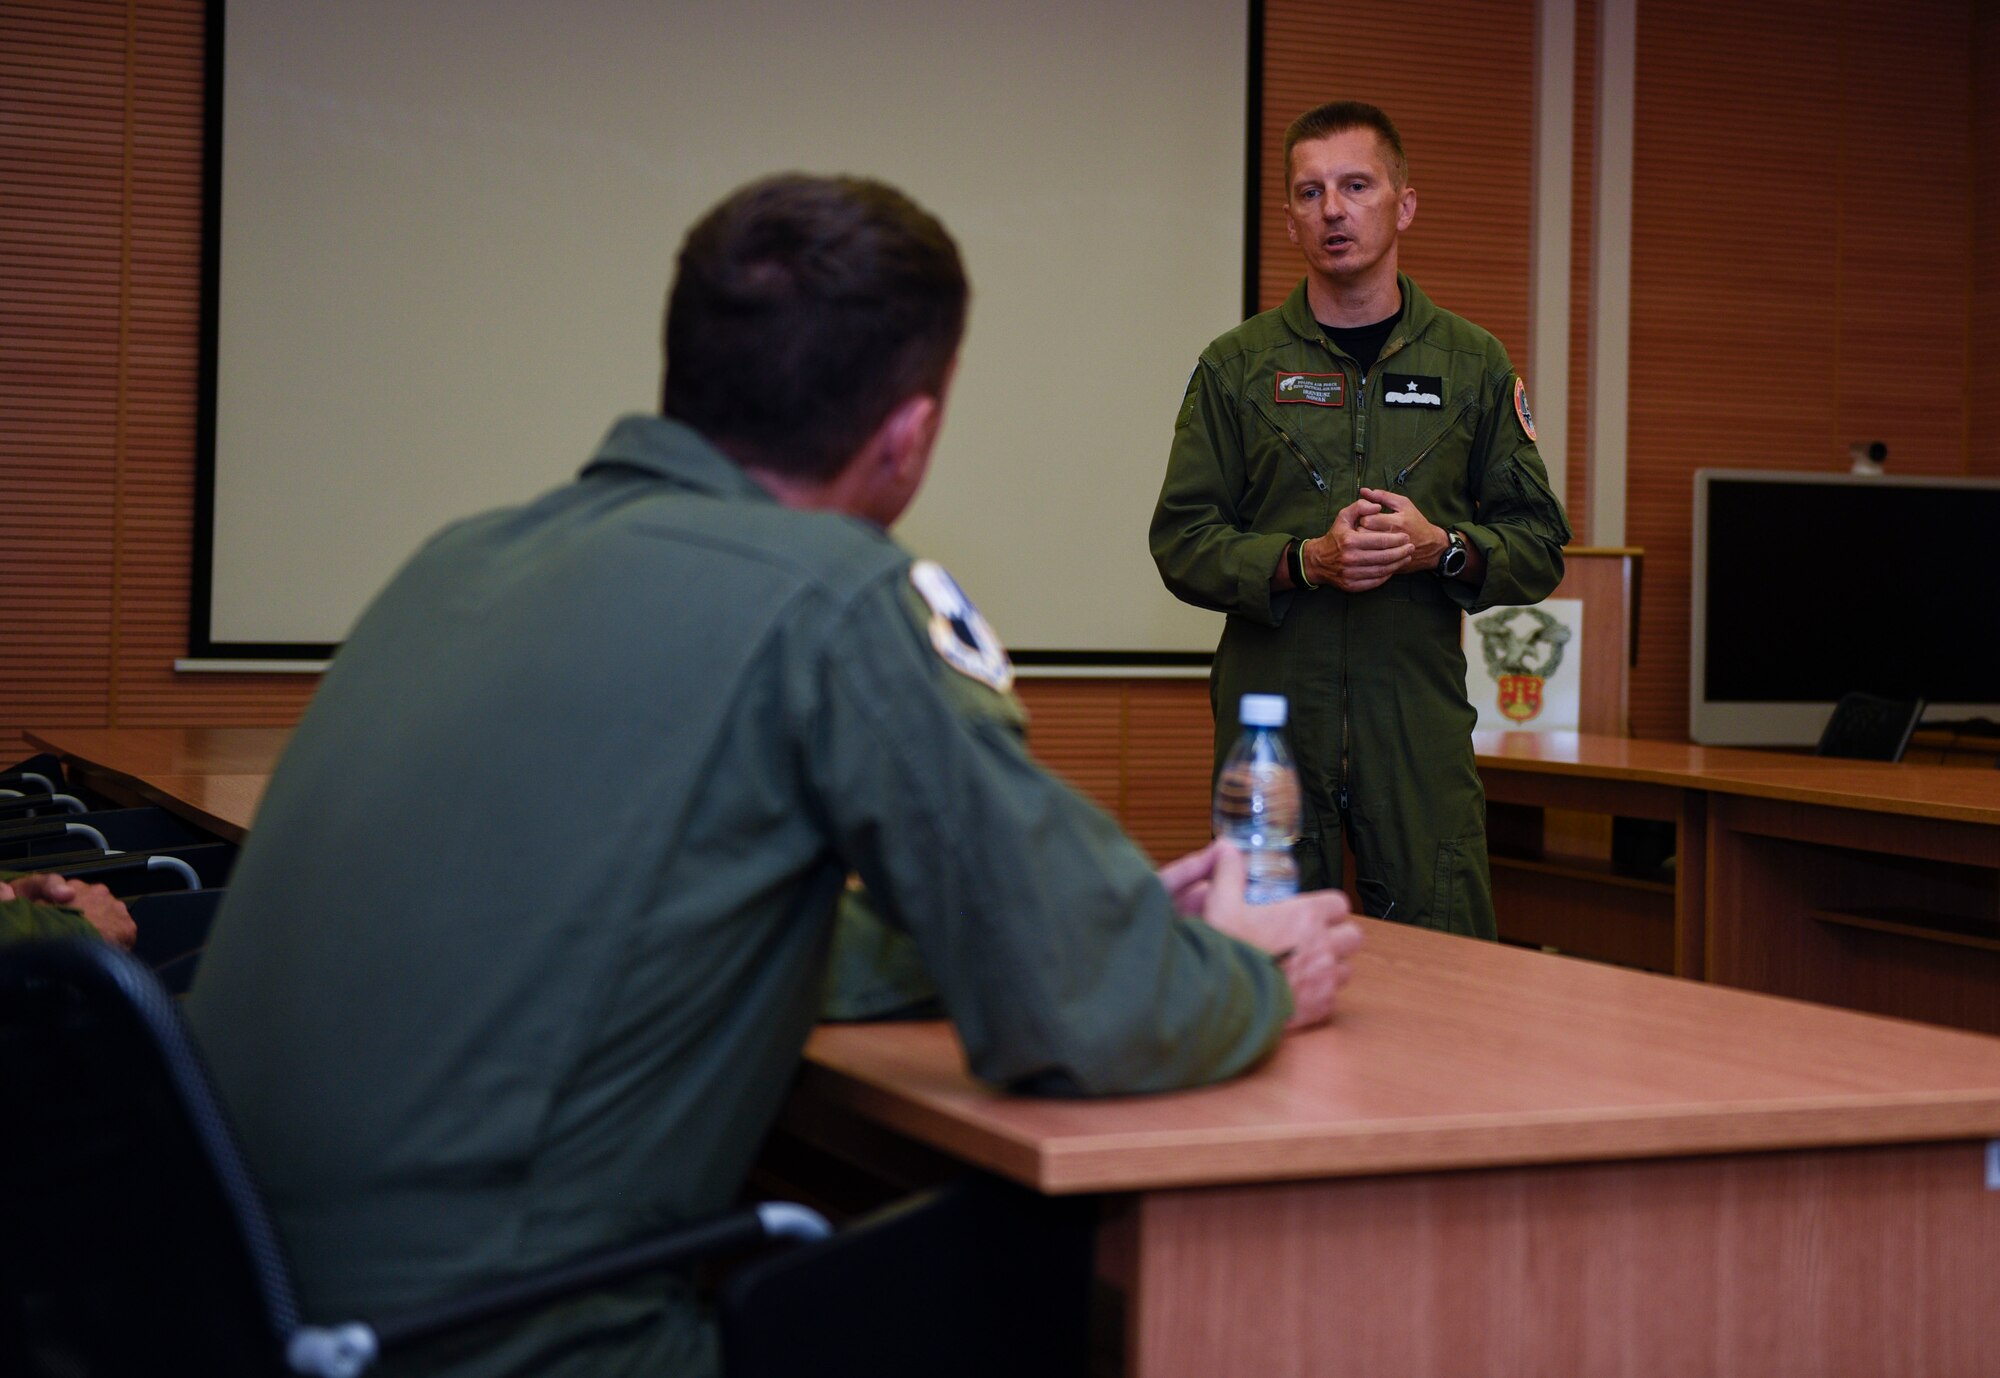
[1159,840,1362,1028]
[1299,487,1446,593]
[0,872,137,949]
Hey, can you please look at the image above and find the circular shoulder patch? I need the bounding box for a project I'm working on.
[909,559,1013,692]
[1513,375,1537,442]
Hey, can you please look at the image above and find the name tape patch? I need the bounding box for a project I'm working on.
[1275,372,1345,407]
[1382,374,1444,408]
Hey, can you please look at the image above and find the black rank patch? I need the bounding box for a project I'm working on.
[1381,374,1445,408]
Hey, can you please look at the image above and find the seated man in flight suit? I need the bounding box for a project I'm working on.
[187,173,1362,1378]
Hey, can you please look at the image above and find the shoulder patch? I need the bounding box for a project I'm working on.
[1513,375,1537,442]
[909,559,1013,692]
[1175,366,1202,430]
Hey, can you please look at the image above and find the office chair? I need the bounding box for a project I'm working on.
[1815,692,1925,762]
[127,887,226,994]
[0,939,1100,1378]
[718,1173,1095,1378]
[0,806,211,865]
[0,938,829,1378]
[0,753,66,798]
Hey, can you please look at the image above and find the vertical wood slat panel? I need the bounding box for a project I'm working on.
[1016,678,1215,866]
[1565,0,1597,531]
[1257,0,1537,371]
[0,0,318,768]
[1625,0,1974,741]
[0,1,126,762]
[1973,7,2000,477]
[1121,680,1218,862]
[9,2,1992,781]
[1835,0,1969,477]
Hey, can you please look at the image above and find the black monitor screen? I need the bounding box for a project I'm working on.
[1704,479,2000,704]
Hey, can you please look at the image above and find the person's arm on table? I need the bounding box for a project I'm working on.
[808,572,1358,1096]
[0,871,136,948]
[1158,839,1361,1028]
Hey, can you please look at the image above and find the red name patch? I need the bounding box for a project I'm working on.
[1275,372,1345,407]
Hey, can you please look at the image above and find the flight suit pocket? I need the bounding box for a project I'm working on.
[1356,877,1399,924]
[1384,387,1478,524]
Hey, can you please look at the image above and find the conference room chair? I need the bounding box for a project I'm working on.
[12,843,233,898]
[0,938,1097,1378]
[0,806,212,867]
[1815,691,1926,762]
[0,754,67,799]
[0,791,92,824]
[127,888,226,995]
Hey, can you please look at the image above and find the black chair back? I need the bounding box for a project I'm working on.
[0,754,66,797]
[0,938,302,1378]
[719,1173,1095,1378]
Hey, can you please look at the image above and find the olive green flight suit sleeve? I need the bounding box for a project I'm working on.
[819,882,942,1022]
[1150,359,1295,628]
[1447,369,1572,615]
[0,883,100,946]
[804,573,1292,1098]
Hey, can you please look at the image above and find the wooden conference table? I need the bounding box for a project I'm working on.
[1474,730,2000,1037]
[26,725,2000,1375]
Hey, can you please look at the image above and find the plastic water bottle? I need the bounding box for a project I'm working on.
[1213,693,1302,904]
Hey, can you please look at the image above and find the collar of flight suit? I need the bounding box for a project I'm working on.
[1276,272,1441,363]
[578,413,778,505]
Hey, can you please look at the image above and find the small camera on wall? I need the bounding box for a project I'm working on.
[1848,440,1887,476]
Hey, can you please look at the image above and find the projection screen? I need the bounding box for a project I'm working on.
[199,0,1251,665]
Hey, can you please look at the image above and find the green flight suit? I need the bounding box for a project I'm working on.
[187,415,1291,1378]
[0,868,99,946]
[1151,275,1571,938]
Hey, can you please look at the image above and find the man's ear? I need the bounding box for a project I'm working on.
[834,390,944,527]
[877,392,942,487]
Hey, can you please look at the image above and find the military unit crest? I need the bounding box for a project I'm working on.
[1472,605,1571,724]
[909,559,1013,692]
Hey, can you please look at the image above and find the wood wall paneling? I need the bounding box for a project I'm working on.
[0,0,318,768]
[1255,0,1537,364]
[7,0,1994,795]
[1624,0,1977,739]
[1973,3,2000,476]
[1835,1,1969,478]
[1,1,125,760]
[1566,0,1597,531]
[1016,678,1217,865]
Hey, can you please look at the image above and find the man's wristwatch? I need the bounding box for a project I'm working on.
[1436,529,1468,578]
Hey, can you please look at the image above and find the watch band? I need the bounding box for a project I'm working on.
[1290,539,1318,591]
[1437,529,1467,578]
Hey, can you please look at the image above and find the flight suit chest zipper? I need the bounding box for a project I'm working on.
[1248,398,1330,494]
[1276,426,1328,493]
[1391,392,1475,488]
[1353,372,1371,485]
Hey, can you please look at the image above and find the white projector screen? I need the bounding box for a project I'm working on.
[201,0,1250,661]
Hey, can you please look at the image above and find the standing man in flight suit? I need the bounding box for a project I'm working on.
[1151,101,1571,939]
[189,173,1361,1378]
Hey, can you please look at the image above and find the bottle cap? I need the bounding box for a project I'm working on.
[1239,693,1288,727]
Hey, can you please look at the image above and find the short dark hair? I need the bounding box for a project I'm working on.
[661,174,968,480]
[1283,101,1408,187]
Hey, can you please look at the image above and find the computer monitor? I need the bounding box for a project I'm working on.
[1690,468,2000,746]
